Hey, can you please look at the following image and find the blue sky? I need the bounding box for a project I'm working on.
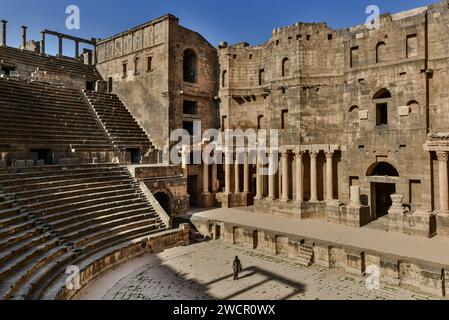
[1,0,438,56]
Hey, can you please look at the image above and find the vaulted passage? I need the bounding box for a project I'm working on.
[154,192,171,215]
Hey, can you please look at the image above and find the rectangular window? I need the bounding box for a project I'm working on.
[376,103,388,126]
[108,77,113,93]
[183,100,198,115]
[222,116,227,130]
[258,69,265,86]
[406,34,418,58]
[122,63,127,78]
[134,57,140,75]
[350,46,359,68]
[281,110,288,129]
[147,56,153,72]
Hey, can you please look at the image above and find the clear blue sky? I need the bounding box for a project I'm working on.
[1,0,438,56]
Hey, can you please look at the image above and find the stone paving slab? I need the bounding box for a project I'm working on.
[192,207,449,266]
[74,241,434,300]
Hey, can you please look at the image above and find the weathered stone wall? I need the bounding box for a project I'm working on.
[96,15,219,162]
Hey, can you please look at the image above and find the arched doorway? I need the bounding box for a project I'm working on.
[367,162,399,220]
[154,192,172,215]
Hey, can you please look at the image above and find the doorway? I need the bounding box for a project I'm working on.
[31,149,52,165]
[127,149,141,164]
[154,192,171,215]
[187,175,198,206]
[371,182,396,220]
[253,230,258,249]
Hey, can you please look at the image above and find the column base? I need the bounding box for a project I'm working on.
[437,211,449,237]
[199,192,215,208]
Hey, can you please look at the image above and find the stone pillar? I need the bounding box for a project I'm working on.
[203,163,209,194]
[234,151,240,194]
[281,150,289,202]
[181,146,189,178]
[437,151,449,212]
[295,151,303,202]
[21,26,27,49]
[1,20,7,47]
[75,41,80,58]
[41,31,45,55]
[325,151,334,201]
[350,186,361,206]
[58,35,63,56]
[268,152,276,200]
[255,154,263,199]
[212,160,218,193]
[225,150,231,195]
[310,150,319,202]
[243,151,249,193]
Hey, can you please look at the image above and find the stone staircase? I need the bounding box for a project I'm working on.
[83,90,155,157]
[297,243,314,267]
[0,163,169,300]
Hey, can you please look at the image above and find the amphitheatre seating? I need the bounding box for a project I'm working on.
[0,163,167,299]
[0,77,113,152]
[0,46,100,82]
[84,91,154,153]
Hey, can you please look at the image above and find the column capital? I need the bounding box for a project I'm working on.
[280,150,289,158]
[1,20,7,24]
[437,151,449,162]
[294,150,304,157]
[325,150,334,159]
[310,150,320,158]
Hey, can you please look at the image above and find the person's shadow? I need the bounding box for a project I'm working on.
[238,270,257,280]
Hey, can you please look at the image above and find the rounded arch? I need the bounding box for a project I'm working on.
[366,162,399,177]
[221,70,228,88]
[373,88,392,100]
[407,100,420,115]
[348,105,360,125]
[183,48,198,83]
[375,41,386,63]
[153,188,174,215]
[281,57,290,77]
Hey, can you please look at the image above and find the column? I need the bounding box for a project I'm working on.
[243,151,249,193]
[58,35,63,56]
[255,154,263,199]
[181,146,189,178]
[310,150,319,202]
[234,151,240,194]
[1,20,7,47]
[75,41,80,58]
[203,162,209,194]
[437,151,449,212]
[295,151,303,202]
[41,31,46,55]
[268,152,276,200]
[281,150,289,202]
[211,160,218,193]
[325,151,334,201]
[225,150,231,194]
[21,26,27,49]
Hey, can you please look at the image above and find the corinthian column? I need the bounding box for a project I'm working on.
[310,150,319,202]
[243,151,249,193]
[295,150,303,202]
[234,151,240,194]
[325,151,334,201]
[268,152,276,200]
[281,150,289,202]
[437,151,449,212]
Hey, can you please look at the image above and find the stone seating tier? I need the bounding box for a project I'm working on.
[0,163,167,299]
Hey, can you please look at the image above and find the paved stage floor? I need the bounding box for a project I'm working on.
[75,240,435,300]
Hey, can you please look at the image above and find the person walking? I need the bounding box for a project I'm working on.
[233,256,242,281]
